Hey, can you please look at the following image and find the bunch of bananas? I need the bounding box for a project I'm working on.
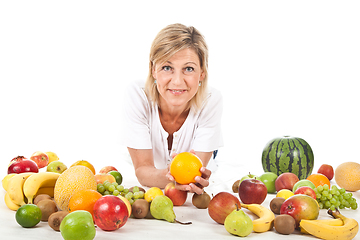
[2,172,60,211]
[300,209,359,240]
[240,203,275,233]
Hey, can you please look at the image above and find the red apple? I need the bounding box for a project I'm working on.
[280,194,319,227]
[275,172,299,192]
[99,166,118,174]
[208,192,241,224]
[8,159,39,174]
[294,186,316,200]
[93,195,129,231]
[238,178,267,204]
[164,182,188,206]
[30,151,49,169]
[317,164,334,180]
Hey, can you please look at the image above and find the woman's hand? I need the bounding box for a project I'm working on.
[166,150,212,195]
[166,167,211,194]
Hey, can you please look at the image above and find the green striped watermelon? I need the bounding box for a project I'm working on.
[261,136,314,180]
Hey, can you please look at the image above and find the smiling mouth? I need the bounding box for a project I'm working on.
[171,90,185,92]
[169,89,187,93]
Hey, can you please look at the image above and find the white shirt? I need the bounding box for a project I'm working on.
[120,81,223,169]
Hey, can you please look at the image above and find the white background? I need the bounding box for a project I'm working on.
[1,0,360,180]
[1,1,360,240]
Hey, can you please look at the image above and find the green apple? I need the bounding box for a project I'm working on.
[109,170,123,185]
[292,179,316,192]
[60,210,96,240]
[46,160,67,174]
[259,172,278,193]
[224,207,253,237]
[240,173,257,182]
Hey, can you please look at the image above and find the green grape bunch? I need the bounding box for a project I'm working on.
[314,184,358,210]
[96,180,145,205]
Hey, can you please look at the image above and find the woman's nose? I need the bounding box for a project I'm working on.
[171,70,184,85]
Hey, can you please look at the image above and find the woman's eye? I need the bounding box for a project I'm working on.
[162,66,172,71]
[185,67,194,72]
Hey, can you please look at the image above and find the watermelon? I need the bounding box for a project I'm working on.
[261,136,314,179]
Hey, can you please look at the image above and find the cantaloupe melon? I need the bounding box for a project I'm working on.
[335,162,360,192]
[54,165,97,211]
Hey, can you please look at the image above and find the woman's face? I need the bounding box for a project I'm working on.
[153,48,205,112]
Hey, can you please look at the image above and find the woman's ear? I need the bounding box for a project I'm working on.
[200,70,205,81]
[152,66,157,80]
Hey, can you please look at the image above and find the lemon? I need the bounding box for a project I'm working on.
[144,187,163,202]
[276,189,294,199]
[45,151,59,163]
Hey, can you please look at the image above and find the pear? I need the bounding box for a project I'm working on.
[150,195,191,224]
[224,204,253,237]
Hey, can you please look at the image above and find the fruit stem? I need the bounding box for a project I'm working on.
[327,208,344,220]
[175,219,192,225]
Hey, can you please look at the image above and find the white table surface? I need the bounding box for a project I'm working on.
[1,153,360,240]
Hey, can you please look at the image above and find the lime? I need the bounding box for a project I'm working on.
[109,171,123,185]
[15,204,42,228]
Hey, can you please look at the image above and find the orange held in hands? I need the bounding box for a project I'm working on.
[170,152,203,185]
[306,173,330,188]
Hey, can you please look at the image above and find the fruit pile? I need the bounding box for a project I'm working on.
[2,144,360,240]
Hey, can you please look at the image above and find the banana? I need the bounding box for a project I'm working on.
[241,203,275,233]
[36,187,55,198]
[2,173,17,191]
[300,218,343,234]
[4,192,21,211]
[23,172,60,204]
[299,209,359,240]
[7,172,35,206]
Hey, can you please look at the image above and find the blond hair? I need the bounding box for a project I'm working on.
[145,23,209,111]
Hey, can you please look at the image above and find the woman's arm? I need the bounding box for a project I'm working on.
[127,147,171,189]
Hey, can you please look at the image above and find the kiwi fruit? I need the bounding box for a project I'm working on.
[37,199,58,221]
[34,194,52,205]
[132,199,150,219]
[270,197,286,214]
[274,214,296,235]
[232,180,240,193]
[48,211,69,231]
[192,191,211,209]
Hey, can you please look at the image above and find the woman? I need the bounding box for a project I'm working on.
[121,23,223,194]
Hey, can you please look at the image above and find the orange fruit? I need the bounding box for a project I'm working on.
[170,152,203,185]
[70,160,96,175]
[54,165,97,211]
[306,173,330,188]
[335,162,360,192]
[68,189,102,220]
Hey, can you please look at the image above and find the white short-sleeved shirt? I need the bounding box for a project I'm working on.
[120,81,223,169]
